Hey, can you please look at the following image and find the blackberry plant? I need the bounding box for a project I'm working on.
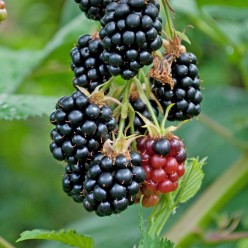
[40,0,206,247]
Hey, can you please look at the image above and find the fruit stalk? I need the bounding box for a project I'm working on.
[161,0,174,39]
[133,77,160,130]
[118,80,132,138]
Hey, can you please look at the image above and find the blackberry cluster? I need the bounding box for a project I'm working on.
[73,0,112,20]
[70,34,111,93]
[49,91,116,165]
[99,0,163,79]
[129,97,158,134]
[137,135,186,196]
[83,151,146,216]
[152,52,202,121]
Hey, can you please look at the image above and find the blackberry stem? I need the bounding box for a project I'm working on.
[117,80,132,139]
[148,193,175,236]
[101,77,114,91]
[161,0,174,39]
[133,77,160,130]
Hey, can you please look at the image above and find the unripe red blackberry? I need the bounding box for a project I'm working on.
[83,151,146,216]
[73,0,113,20]
[70,35,111,93]
[99,0,163,80]
[49,91,117,165]
[137,135,186,194]
[152,52,202,121]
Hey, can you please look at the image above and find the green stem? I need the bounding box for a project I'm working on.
[148,193,175,236]
[133,77,160,129]
[0,237,15,248]
[161,0,174,39]
[165,154,248,246]
[117,80,132,139]
[198,113,248,151]
[101,77,114,91]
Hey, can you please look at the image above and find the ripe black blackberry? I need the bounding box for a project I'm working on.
[128,97,158,135]
[152,52,202,121]
[70,34,111,93]
[62,153,103,203]
[83,151,146,216]
[49,91,117,165]
[99,0,163,80]
[73,0,112,20]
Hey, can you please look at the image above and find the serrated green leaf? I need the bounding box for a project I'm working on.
[0,94,57,120]
[176,158,206,203]
[140,234,175,248]
[16,229,93,248]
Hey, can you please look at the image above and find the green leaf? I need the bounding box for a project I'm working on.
[16,229,93,248]
[140,234,175,248]
[0,48,42,94]
[0,94,57,120]
[176,158,206,203]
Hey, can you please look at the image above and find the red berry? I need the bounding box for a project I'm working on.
[169,137,181,156]
[169,172,179,182]
[164,156,178,174]
[175,147,187,163]
[151,168,167,183]
[172,181,178,191]
[143,164,152,179]
[137,137,148,152]
[145,138,155,155]
[142,195,159,208]
[151,154,167,168]
[141,153,150,164]
[177,164,185,177]
[146,179,158,192]
[158,179,174,193]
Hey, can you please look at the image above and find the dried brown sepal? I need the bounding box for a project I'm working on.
[162,32,186,59]
[148,56,174,88]
[129,83,140,101]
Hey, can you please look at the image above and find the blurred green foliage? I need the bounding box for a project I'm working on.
[0,0,248,247]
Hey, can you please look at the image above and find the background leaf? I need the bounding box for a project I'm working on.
[17,229,93,248]
[0,94,57,120]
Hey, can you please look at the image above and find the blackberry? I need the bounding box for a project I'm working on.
[128,97,158,134]
[152,52,202,121]
[73,0,113,20]
[137,135,186,195]
[83,151,146,216]
[70,35,111,93]
[99,0,163,80]
[49,91,117,165]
